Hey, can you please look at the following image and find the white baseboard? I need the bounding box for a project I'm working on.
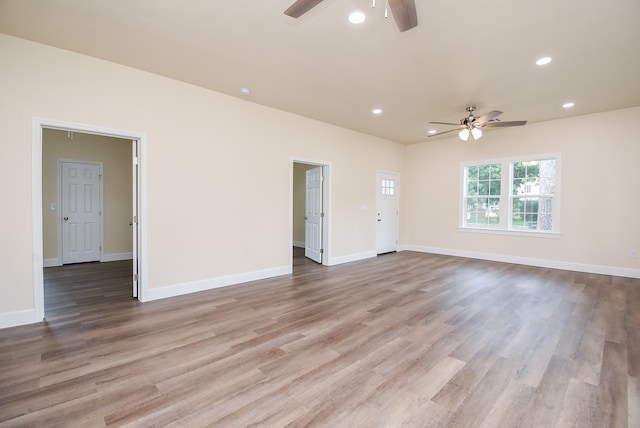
[143,264,292,302]
[0,309,41,329]
[43,258,60,267]
[44,253,132,268]
[293,241,305,248]
[102,252,133,262]
[400,245,640,279]
[328,250,377,266]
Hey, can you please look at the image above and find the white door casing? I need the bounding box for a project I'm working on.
[376,171,399,254]
[61,160,102,264]
[33,118,146,323]
[132,141,139,298]
[305,166,323,263]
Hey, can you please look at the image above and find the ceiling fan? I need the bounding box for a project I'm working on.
[284,0,418,32]
[428,106,527,141]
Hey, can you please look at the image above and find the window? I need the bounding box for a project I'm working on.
[465,164,501,227]
[381,178,395,196]
[462,155,560,234]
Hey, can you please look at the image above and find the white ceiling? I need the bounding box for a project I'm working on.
[1,0,639,144]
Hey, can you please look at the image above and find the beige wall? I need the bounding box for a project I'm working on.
[403,106,640,272]
[42,129,132,262]
[292,163,316,245]
[0,34,404,318]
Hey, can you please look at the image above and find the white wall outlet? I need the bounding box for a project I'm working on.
[631,249,638,259]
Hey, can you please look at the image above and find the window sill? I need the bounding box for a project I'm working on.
[458,227,561,239]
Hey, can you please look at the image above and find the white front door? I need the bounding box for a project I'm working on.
[61,161,102,264]
[305,166,323,263]
[376,171,399,254]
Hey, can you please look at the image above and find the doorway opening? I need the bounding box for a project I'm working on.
[291,160,331,269]
[33,118,147,320]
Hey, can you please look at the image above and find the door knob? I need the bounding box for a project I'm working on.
[377,219,382,222]
[63,217,69,221]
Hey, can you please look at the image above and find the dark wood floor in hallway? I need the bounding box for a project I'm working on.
[1,249,639,427]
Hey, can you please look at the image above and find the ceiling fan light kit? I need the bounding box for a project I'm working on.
[458,127,482,141]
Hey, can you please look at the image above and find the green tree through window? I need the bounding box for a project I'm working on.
[465,163,501,227]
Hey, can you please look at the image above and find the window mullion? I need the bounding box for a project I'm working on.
[501,160,510,229]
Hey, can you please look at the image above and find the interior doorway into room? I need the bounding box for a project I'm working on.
[292,160,330,269]
[376,171,399,254]
[33,119,145,321]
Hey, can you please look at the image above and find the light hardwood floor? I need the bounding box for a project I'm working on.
[1,249,639,427]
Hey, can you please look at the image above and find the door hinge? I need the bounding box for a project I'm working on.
[320,212,325,218]
[133,157,139,165]
[133,215,138,223]
[133,273,138,281]
[320,249,324,254]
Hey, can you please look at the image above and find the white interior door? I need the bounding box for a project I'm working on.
[132,141,139,298]
[305,166,323,263]
[61,161,102,264]
[376,171,399,254]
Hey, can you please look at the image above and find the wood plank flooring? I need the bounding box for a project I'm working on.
[1,249,639,427]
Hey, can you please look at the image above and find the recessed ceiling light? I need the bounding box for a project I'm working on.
[240,87,251,96]
[428,129,437,134]
[372,108,382,115]
[349,11,366,24]
[562,102,575,108]
[536,56,552,66]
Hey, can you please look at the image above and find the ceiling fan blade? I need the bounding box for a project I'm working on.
[428,128,463,137]
[429,121,461,126]
[481,120,527,128]
[475,110,503,123]
[388,0,418,32]
[284,0,324,18]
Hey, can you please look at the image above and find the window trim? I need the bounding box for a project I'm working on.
[460,153,561,236]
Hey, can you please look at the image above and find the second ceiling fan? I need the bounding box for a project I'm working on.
[284,0,418,32]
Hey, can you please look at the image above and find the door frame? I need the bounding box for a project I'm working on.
[32,118,148,320]
[57,159,104,265]
[291,158,331,267]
